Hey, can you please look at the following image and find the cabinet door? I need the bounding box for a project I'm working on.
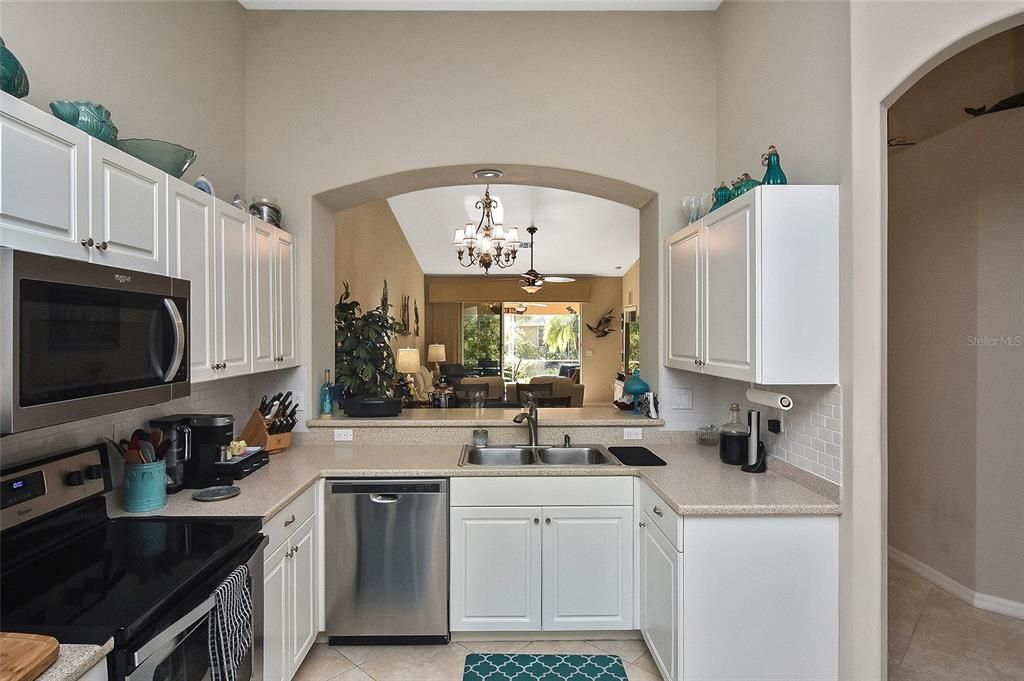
[0,95,91,260]
[289,515,317,674]
[263,544,290,681]
[703,201,756,381]
[542,506,633,631]
[251,218,277,374]
[450,507,542,631]
[90,140,167,274]
[214,202,251,377]
[169,183,217,382]
[665,224,702,371]
[275,229,297,367]
[641,519,679,681]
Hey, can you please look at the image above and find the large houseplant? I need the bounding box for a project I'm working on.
[334,281,405,414]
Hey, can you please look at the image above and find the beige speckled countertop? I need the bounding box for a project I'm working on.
[308,406,664,428]
[112,442,839,520]
[37,639,113,681]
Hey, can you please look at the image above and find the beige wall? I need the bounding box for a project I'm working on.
[241,10,719,414]
[335,200,426,356]
[851,2,1024,677]
[580,277,623,405]
[0,0,248,197]
[889,108,1024,604]
[622,259,640,312]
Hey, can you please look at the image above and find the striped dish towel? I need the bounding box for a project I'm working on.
[208,565,253,681]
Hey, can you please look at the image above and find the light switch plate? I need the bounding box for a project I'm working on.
[623,427,643,440]
[334,429,353,442]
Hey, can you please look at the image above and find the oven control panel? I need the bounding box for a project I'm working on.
[0,444,110,529]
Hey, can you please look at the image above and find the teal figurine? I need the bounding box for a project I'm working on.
[0,37,30,98]
[710,182,732,212]
[761,144,788,185]
[623,369,650,415]
[732,172,761,198]
[49,101,119,143]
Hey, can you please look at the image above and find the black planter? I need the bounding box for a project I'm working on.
[342,397,403,418]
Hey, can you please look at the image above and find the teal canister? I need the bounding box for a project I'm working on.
[123,460,167,513]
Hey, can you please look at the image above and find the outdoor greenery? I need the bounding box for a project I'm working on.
[461,303,582,382]
[334,281,404,399]
[462,307,501,369]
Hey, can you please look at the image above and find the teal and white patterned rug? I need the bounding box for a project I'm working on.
[463,653,628,681]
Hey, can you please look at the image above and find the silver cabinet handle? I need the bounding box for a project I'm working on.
[283,514,296,527]
[80,238,94,247]
[95,241,108,251]
[694,359,699,365]
[545,518,551,525]
[652,506,664,517]
[285,548,293,558]
[639,521,646,528]
[292,545,298,554]
[533,518,539,524]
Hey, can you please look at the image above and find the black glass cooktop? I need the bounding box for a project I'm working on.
[1,498,260,646]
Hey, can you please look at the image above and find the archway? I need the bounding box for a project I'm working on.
[305,164,660,406]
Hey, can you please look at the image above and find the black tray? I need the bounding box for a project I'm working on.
[608,446,667,466]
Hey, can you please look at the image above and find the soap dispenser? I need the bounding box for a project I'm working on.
[742,408,768,474]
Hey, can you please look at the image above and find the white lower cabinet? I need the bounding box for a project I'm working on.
[634,480,839,681]
[263,486,320,681]
[449,477,634,633]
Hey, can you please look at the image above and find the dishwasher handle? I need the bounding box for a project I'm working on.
[369,493,400,504]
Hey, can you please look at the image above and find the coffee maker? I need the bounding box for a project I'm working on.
[150,414,234,490]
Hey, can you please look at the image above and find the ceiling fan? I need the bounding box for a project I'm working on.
[519,226,576,294]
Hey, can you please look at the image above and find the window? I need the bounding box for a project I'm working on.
[461,302,581,382]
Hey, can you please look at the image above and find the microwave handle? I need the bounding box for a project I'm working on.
[162,298,186,382]
[179,424,191,462]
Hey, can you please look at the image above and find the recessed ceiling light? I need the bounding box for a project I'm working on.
[473,168,503,180]
[615,266,623,270]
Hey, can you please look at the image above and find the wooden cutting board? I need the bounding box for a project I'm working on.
[0,633,59,681]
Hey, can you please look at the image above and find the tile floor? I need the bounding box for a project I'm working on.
[293,639,664,681]
[888,559,1024,681]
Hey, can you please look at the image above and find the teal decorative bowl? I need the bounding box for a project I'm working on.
[1,37,30,98]
[49,100,118,143]
[114,138,197,178]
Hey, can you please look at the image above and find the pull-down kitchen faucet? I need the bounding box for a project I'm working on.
[513,403,539,447]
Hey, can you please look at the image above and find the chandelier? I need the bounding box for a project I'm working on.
[452,185,520,274]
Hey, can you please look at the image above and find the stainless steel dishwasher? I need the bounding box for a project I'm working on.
[325,479,449,644]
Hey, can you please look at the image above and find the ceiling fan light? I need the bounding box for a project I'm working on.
[521,283,542,294]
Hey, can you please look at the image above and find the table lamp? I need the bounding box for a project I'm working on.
[396,348,421,400]
[427,344,446,382]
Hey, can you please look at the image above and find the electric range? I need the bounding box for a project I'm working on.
[0,444,267,681]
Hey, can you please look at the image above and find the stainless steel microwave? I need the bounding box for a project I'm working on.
[1,250,190,434]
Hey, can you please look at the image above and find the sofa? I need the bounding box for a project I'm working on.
[529,376,585,407]
[457,376,506,400]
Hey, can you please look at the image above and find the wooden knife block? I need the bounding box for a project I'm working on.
[239,409,292,454]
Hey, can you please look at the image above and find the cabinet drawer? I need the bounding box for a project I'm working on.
[636,480,683,551]
[451,476,633,507]
[264,483,316,554]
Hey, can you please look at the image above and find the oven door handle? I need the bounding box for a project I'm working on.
[161,298,185,382]
[131,595,215,668]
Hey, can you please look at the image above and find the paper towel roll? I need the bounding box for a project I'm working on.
[745,388,793,411]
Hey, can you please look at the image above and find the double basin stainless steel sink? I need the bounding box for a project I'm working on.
[459,444,618,466]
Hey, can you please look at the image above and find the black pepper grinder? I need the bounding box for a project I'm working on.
[742,409,767,474]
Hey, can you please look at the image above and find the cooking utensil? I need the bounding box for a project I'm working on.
[259,395,269,414]
[124,449,146,465]
[138,441,157,463]
[0,632,59,681]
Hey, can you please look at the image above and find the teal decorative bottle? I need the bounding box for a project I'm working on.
[320,369,334,416]
[623,369,650,415]
[710,182,732,212]
[0,37,30,98]
[761,145,788,185]
[733,172,761,197]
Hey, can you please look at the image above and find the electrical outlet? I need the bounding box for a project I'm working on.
[333,429,353,442]
[623,427,643,440]
[112,420,131,444]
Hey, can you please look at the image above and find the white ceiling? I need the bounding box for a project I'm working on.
[240,0,720,10]
[387,184,639,277]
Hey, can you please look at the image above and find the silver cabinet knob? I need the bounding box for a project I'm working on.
[652,506,664,517]
[95,241,108,251]
[639,521,646,528]
[80,238,94,247]
[694,359,699,365]
[534,518,539,524]
[545,518,551,525]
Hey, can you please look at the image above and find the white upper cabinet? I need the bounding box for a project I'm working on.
[275,229,297,368]
[665,185,839,385]
[169,182,217,383]
[666,224,702,369]
[0,94,91,259]
[252,218,278,373]
[541,506,633,631]
[90,139,167,274]
[215,201,251,378]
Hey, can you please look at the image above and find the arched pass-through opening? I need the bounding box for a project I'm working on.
[306,163,660,404]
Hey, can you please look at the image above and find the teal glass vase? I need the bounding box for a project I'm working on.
[710,182,732,212]
[623,369,650,415]
[761,145,788,185]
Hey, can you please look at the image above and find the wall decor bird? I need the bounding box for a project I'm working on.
[586,309,615,338]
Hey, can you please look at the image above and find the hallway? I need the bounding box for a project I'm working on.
[888,560,1024,680]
